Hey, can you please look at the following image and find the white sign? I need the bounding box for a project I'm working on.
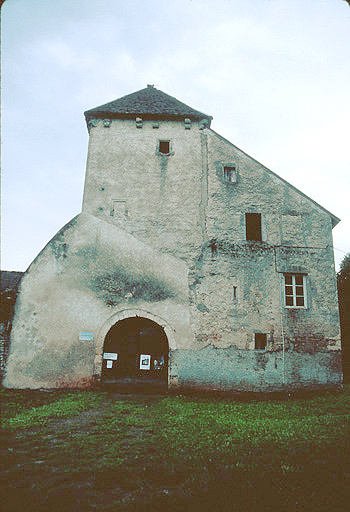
[140,354,151,370]
[106,360,113,369]
[103,353,118,360]
[79,331,94,341]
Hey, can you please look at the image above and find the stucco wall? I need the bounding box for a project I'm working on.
[82,119,206,263]
[3,212,192,389]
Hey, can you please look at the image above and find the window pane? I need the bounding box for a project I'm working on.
[224,167,236,182]
[224,168,232,181]
[285,286,293,296]
[286,296,293,306]
[296,286,304,296]
[295,275,303,286]
[296,296,304,306]
[285,275,292,285]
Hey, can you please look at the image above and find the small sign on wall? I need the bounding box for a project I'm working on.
[103,353,118,360]
[140,354,151,370]
[106,360,113,369]
[79,332,94,341]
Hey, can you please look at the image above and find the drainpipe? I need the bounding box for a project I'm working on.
[279,273,286,387]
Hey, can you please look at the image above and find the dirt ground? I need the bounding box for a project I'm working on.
[3,392,223,512]
[1,390,349,512]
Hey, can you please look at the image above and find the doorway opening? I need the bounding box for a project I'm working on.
[102,317,169,385]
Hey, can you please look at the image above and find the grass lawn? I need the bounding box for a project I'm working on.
[1,386,349,511]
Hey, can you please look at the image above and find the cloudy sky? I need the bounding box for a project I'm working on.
[1,0,349,271]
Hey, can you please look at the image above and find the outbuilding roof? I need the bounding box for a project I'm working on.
[84,85,212,125]
[0,271,23,293]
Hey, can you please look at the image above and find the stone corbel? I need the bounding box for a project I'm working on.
[87,118,98,132]
[184,118,191,129]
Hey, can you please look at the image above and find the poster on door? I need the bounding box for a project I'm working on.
[140,354,151,370]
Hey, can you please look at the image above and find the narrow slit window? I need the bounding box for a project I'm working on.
[233,286,237,300]
[284,274,307,308]
[246,213,262,241]
[255,333,267,350]
[159,140,170,154]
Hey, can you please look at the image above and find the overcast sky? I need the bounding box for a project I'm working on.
[1,0,349,271]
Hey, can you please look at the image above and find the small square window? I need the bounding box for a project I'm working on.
[110,200,127,219]
[224,166,237,183]
[255,333,267,350]
[159,140,170,154]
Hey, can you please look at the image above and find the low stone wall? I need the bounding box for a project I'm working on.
[0,321,11,381]
[0,271,23,383]
[170,346,343,392]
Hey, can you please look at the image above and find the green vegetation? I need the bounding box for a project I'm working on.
[1,387,349,511]
[1,390,104,429]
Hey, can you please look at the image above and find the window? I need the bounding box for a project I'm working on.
[110,200,127,219]
[284,274,307,308]
[255,333,267,350]
[158,140,170,154]
[224,166,237,183]
[245,213,262,241]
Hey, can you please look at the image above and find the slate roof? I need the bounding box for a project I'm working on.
[84,85,212,125]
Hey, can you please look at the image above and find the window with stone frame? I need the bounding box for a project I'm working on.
[158,140,170,155]
[284,274,307,308]
[245,213,262,241]
[223,166,237,183]
[255,333,267,350]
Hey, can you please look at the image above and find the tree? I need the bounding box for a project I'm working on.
[337,253,350,384]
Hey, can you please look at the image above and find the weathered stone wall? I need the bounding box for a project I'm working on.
[182,130,342,388]
[170,347,341,392]
[3,116,342,391]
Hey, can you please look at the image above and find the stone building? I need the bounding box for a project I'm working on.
[3,86,342,391]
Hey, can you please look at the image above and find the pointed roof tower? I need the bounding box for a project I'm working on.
[84,85,212,126]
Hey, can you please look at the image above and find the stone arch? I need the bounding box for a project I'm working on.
[93,308,176,380]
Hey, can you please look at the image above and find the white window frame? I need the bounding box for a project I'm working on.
[284,274,307,309]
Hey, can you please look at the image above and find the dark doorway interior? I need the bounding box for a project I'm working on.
[102,317,168,384]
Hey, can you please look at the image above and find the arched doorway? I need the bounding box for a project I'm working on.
[102,317,169,385]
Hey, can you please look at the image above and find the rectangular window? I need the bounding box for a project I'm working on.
[110,200,127,219]
[224,166,237,183]
[284,274,307,308]
[245,213,262,241]
[255,333,267,350]
[159,140,170,154]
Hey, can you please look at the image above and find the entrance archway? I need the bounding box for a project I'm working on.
[102,317,169,384]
